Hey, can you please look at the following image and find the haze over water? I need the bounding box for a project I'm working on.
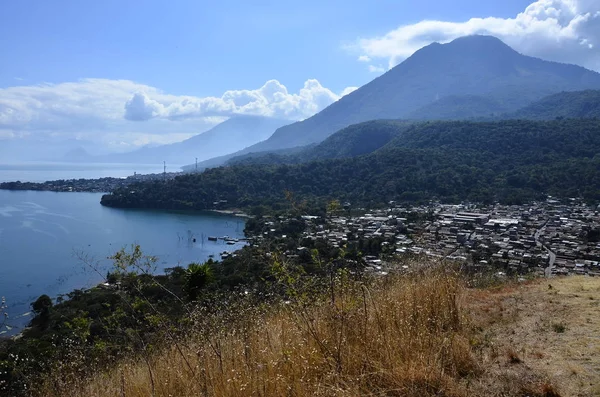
[0,190,246,335]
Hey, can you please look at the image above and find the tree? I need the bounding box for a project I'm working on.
[31,294,52,316]
[31,294,53,329]
[327,199,341,216]
[184,261,215,301]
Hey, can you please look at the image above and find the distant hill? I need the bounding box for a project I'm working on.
[226,120,411,166]
[235,35,600,154]
[96,115,291,165]
[62,146,92,162]
[180,145,309,172]
[507,90,600,120]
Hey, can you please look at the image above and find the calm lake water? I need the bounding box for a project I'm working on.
[0,190,246,335]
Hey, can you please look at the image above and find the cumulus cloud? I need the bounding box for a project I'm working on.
[352,0,600,71]
[124,92,163,121]
[0,78,355,151]
[123,79,353,122]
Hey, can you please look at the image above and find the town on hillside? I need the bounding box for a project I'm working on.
[249,198,600,277]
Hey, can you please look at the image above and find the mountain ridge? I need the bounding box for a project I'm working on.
[80,115,291,165]
[242,35,600,152]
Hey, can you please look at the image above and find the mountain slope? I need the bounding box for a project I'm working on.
[226,120,411,166]
[244,35,600,152]
[97,116,291,165]
[507,90,600,120]
[407,95,508,120]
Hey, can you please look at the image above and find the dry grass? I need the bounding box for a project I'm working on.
[36,267,476,397]
[34,270,600,397]
[467,275,600,397]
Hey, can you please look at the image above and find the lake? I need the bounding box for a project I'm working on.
[0,162,183,183]
[0,190,246,335]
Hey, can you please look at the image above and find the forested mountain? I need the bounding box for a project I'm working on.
[184,87,600,171]
[507,90,600,120]
[94,116,290,165]
[231,35,600,154]
[180,37,600,171]
[102,119,600,211]
[407,95,508,120]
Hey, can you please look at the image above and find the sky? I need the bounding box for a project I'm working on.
[1,0,600,154]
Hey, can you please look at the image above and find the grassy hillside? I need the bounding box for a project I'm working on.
[30,266,598,397]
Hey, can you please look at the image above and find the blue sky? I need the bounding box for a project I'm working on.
[0,0,532,95]
[1,0,600,154]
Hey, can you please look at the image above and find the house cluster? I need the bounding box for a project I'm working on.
[251,198,600,277]
[402,199,599,276]
[536,200,600,275]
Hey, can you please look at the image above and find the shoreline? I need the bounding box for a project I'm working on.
[209,209,253,218]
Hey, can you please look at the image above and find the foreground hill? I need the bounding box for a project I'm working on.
[236,35,600,154]
[93,115,290,165]
[29,268,599,397]
[101,119,600,210]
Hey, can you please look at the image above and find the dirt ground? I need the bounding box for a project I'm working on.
[467,275,600,397]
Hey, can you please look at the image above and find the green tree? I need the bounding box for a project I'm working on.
[327,199,341,216]
[184,261,215,301]
[31,294,53,329]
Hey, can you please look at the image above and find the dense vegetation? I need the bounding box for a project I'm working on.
[37,268,482,397]
[508,89,600,120]
[102,119,600,211]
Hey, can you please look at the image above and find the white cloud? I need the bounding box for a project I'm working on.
[0,78,354,151]
[340,86,359,96]
[352,0,600,71]
[368,65,386,73]
[123,79,353,122]
[357,55,371,62]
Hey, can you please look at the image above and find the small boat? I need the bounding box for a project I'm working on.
[226,241,236,245]
[208,236,218,241]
